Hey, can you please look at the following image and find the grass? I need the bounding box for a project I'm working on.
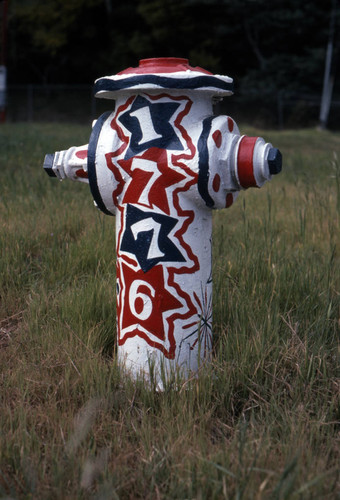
[0,122,339,499]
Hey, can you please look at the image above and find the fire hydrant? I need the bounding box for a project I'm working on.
[43,58,282,385]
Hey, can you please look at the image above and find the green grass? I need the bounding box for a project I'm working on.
[0,122,339,499]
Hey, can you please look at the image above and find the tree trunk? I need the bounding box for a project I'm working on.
[319,0,337,130]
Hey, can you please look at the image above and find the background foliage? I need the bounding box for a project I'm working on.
[7,0,340,96]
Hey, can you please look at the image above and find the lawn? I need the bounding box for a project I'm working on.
[0,122,339,499]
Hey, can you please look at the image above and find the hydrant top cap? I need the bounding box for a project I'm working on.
[118,58,213,75]
[94,57,234,100]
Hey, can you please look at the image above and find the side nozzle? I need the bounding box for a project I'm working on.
[267,147,282,175]
[43,153,57,177]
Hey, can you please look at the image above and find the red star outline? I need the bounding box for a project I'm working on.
[117,261,183,358]
[117,148,187,215]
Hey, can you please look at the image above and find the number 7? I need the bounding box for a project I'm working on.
[131,218,165,260]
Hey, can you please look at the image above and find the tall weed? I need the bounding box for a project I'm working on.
[0,124,339,499]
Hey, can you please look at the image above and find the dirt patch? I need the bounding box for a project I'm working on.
[0,328,12,349]
[0,311,24,349]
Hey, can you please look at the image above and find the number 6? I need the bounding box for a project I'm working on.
[129,280,155,321]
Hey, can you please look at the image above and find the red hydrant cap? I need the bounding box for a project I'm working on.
[94,57,233,99]
[118,58,212,75]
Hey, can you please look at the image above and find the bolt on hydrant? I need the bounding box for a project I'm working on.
[43,58,282,386]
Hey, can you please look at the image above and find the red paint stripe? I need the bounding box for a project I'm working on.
[75,149,87,160]
[237,136,258,189]
[212,173,221,192]
[75,169,88,179]
[226,193,233,208]
[227,117,234,132]
[212,129,222,148]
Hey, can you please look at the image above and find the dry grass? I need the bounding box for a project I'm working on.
[0,123,339,499]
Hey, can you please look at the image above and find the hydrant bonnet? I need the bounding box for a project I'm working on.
[94,58,234,100]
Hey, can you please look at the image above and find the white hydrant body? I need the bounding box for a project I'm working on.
[44,58,282,384]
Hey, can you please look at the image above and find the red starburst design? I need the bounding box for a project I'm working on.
[117,148,186,214]
[118,261,183,358]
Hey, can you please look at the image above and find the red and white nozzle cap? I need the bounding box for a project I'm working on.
[236,136,282,189]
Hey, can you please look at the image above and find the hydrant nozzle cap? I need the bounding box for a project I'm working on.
[94,57,234,100]
[44,153,57,177]
[268,148,282,175]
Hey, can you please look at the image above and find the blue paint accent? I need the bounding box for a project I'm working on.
[119,95,183,159]
[88,111,114,216]
[121,204,185,272]
[94,75,233,95]
[197,117,215,208]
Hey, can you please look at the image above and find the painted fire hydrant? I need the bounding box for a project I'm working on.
[43,58,282,384]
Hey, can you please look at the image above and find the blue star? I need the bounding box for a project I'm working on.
[119,96,184,159]
[121,204,185,272]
